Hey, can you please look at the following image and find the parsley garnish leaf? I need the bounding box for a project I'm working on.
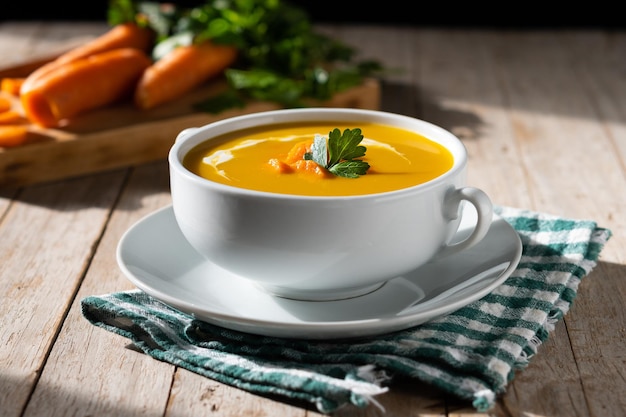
[327,128,366,166]
[329,160,370,178]
[305,128,370,178]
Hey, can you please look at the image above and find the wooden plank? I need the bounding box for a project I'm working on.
[407,28,625,417]
[23,162,174,417]
[169,368,317,416]
[553,30,626,417]
[0,171,126,417]
[416,29,533,210]
[487,29,626,417]
[2,32,127,417]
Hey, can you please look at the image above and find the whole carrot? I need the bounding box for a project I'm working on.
[55,23,154,64]
[134,41,237,110]
[0,110,28,125]
[21,48,152,128]
[21,23,154,94]
[0,125,29,147]
[1,78,25,96]
[0,96,12,113]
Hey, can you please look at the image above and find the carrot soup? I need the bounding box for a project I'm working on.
[183,121,454,196]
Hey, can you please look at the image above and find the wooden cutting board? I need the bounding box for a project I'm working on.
[0,59,380,188]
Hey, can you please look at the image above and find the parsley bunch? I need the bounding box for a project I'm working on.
[108,0,383,111]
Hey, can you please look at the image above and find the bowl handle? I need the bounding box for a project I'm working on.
[436,187,493,259]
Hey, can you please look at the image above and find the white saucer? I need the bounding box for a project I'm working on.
[117,205,522,339]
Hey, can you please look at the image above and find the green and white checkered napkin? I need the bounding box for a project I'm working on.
[81,205,611,413]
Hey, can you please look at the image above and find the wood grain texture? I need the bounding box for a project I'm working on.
[22,162,174,417]
[0,172,126,416]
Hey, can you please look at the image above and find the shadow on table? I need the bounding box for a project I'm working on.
[0,160,170,212]
[380,80,485,141]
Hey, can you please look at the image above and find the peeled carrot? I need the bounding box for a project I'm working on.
[0,125,29,147]
[1,78,25,96]
[55,23,154,64]
[134,41,237,109]
[0,96,11,113]
[21,48,152,128]
[21,23,154,94]
[0,110,28,125]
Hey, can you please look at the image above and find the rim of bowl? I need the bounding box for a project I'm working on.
[168,108,468,200]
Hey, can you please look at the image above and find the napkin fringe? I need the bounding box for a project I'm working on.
[473,389,496,412]
[355,364,391,386]
[346,365,389,412]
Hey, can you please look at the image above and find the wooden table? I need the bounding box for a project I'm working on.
[1,22,624,417]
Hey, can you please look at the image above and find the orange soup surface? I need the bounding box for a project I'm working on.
[183,121,454,196]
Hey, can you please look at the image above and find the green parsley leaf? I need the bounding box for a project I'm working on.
[327,128,366,166]
[329,160,371,178]
[306,128,370,178]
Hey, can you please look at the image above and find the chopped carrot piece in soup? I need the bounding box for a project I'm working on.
[269,140,332,178]
[292,159,332,178]
[284,141,311,164]
[268,158,293,173]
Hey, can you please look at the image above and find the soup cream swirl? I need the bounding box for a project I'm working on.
[202,134,410,180]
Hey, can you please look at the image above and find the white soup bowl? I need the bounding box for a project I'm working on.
[168,108,493,301]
